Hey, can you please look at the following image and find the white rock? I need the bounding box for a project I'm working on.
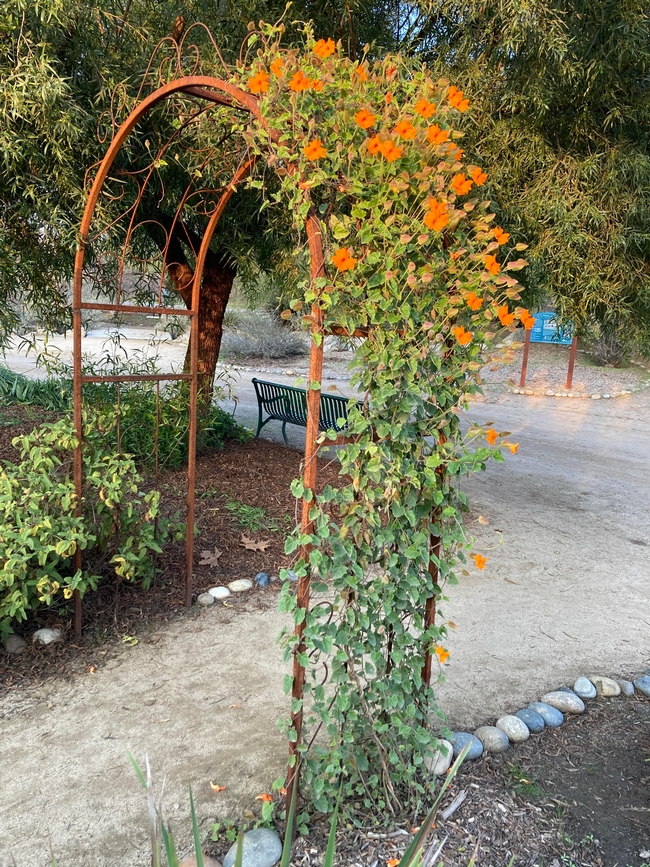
[590,675,621,697]
[197,593,215,606]
[496,714,530,743]
[424,739,453,775]
[474,725,509,754]
[32,627,62,646]
[524,389,534,395]
[546,389,555,396]
[591,394,601,400]
[208,586,231,599]
[2,634,28,654]
[541,690,585,714]
[228,579,253,593]
[602,393,611,399]
[573,677,597,699]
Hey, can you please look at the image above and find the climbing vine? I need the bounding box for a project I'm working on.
[228,24,531,813]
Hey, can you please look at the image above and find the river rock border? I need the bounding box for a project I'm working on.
[428,671,650,775]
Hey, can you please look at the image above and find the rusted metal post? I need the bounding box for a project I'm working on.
[286,209,325,815]
[519,327,532,389]
[565,335,578,390]
[421,532,441,685]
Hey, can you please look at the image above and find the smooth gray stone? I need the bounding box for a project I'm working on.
[2,634,28,654]
[424,739,453,775]
[32,627,62,646]
[573,677,597,699]
[223,828,282,867]
[541,690,585,714]
[197,593,215,606]
[633,675,650,697]
[555,686,574,694]
[474,726,509,754]
[515,709,545,734]
[615,679,635,697]
[450,732,483,760]
[496,714,530,743]
[528,702,564,727]
[590,675,621,697]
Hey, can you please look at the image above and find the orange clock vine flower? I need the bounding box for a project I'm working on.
[414,98,436,118]
[331,247,357,271]
[435,646,450,664]
[393,119,416,140]
[313,37,336,58]
[485,255,501,276]
[451,173,473,195]
[473,553,488,570]
[303,138,327,160]
[289,70,311,92]
[423,200,449,231]
[354,64,368,82]
[447,85,470,112]
[470,166,487,186]
[493,227,510,245]
[269,57,284,77]
[486,428,498,445]
[247,70,270,94]
[378,139,403,162]
[496,304,515,326]
[366,135,382,154]
[426,124,450,145]
[466,291,483,311]
[354,109,376,129]
[451,325,473,346]
[519,309,536,330]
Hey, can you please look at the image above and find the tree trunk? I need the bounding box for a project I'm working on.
[149,216,236,405]
[190,260,235,404]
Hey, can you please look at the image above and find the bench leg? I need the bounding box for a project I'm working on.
[281,420,289,446]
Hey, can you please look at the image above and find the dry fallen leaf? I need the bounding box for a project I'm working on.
[229,704,240,709]
[447,620,458,629]
[477,515,489,525]
[504,578,520,585]
[210,783,227,793]
[256,793,273,802]
[87,665,96,674]
[240,534,271,552]
[199,547,223,566]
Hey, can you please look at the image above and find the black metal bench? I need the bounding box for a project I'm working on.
[252,378,362,445]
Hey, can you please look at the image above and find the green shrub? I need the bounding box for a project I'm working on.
[0,412,184,638]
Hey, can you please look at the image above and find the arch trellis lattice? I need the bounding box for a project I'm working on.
[73,24,532,811]
[72,71,342,802]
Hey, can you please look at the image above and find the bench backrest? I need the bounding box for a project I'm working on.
[252,378,360,432]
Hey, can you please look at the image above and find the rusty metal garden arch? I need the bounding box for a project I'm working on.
[73,65,445,811]
[72,73,328,800]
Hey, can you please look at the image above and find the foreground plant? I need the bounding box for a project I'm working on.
[225,23,532,812]
[0,413,183,638]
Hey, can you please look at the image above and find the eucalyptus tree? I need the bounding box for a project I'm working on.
[413,0,650,358]
[0,0,413,395]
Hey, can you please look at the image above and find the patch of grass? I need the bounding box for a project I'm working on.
[505,761,544,799]
[223,498,281,533]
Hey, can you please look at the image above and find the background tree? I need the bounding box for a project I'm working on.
[0,0,426,396]
[413,0,650,361]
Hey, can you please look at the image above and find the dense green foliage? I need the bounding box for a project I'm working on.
[417,0,650,356]
[0,0,421,342]
[233,24,528,811]
[0,365,250,467]
[0,413,184,639]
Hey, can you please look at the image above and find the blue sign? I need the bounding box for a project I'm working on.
[530,312,574,345]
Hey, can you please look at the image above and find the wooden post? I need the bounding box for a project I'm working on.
[565,335,578,390]
[519,327,532,388]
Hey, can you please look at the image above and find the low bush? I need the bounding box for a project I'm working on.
[221,311,307,359]
[0,412,184,639]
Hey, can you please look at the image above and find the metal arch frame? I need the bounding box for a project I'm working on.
[72,74,326,809]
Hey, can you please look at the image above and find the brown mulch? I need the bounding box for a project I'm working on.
[208,693,649,867]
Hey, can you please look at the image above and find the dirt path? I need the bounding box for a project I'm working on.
[1,387,649,867]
